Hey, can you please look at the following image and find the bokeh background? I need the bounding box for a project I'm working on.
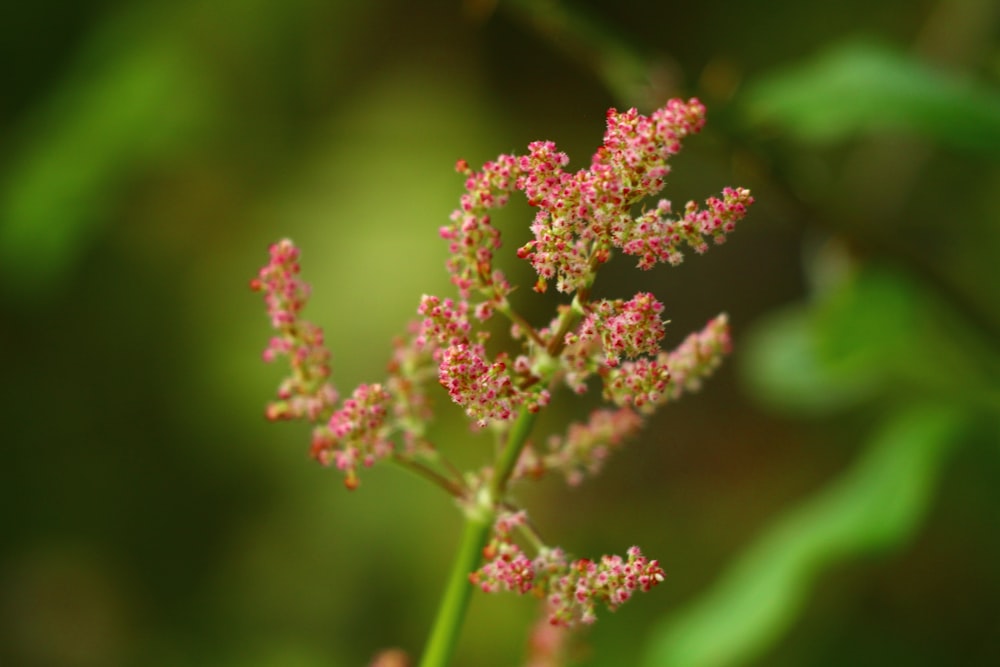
[2,1,999,666]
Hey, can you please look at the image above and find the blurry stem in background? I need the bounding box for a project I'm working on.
[390,453,467,498]
[494,0,674,108]
[418,410,537,667]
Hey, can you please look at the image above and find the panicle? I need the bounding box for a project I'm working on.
[658,313,732,401]
[472,513,665,627]
[514,407,644,486]
[441,155,521,307]
[615,187,754,270]
[253,98,749,632]
[506,98,751,295]
[253,241,440,489]
[584,292,667,366]
[310,383,395,489]
[251,239,339,422]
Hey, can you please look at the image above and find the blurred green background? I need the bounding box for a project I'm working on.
[2,1,999,665]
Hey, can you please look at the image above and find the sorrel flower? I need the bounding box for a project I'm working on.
[250,239,338,423]
[471,512,666,626]
[251,97,752,641]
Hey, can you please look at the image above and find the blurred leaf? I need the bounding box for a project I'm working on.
[742,40,1000,154]
[641,404,966,667]
[0,6,217,296]
[742,262,1000,416]
[740,303,882,416]
[813,264,921,369]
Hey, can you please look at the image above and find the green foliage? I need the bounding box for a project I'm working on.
[644,259,990,666]
[640,35,1000,667]
[0,7,218,294]
[743,264,1000,415]
[742,40,1000,155]
[642,404,964,667]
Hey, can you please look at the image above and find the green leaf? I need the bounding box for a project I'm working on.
[640,404,965,667]
[742,40,1000,154]
[739,303,882,416]
[742,263,1000,416]
[812,265,1000,409]
[0,7,217,296]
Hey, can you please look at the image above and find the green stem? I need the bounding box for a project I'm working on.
[417,409,539,667]
[417,505,493,667]
[390,453,466,499]
[497,301,547,349]
[490,409,539,499]
[546,290,588,358]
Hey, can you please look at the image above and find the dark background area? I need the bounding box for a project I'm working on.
[2,1,998,666]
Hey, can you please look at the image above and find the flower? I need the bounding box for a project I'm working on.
[585,292,667,366]
[472,513,665,627]
[545,546,665,626]
[515,407,644,485]
[252,98,750,640]
[250,239,339,423]
[252,241,426,489]
[509,98,753,294]
[442,156,521,305]
[616,187,754,269]
[657,313,732,401]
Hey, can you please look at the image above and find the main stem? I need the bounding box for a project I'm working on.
[417,409,538,667]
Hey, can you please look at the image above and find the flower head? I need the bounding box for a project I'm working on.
[507,98,753,294]
[585,292,667,366]
[657,313,732,402]
[472,513,664,627]
[253,241,432,489]
[545,546,665,626]
[252,98,751,645]
[442,156,521,305]
[616,187,754,269]
[516,407,644,485]
[312,383,394,489]
[251,239,339,422]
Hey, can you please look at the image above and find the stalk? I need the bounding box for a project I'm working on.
[417,409,538,667]
[416,507,493,667]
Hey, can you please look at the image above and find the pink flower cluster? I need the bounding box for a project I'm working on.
[252,98,752,634]
[510,102,710,294]
[471,513,665,626]
[617,187,753,269]
[547,546,665,626]
[659,313,732,400]
[417,294,550,426]
[252,240,432,489]
[442,98,752,306]
[438,344,517,426]
[557,302,730,417]
[443,156,519,306]
[516,407,644,485]
[512,315,731,487]
[314,383,394,490]
[250,239,339,423]
[427,99,750,430]
[580,292,667,366]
